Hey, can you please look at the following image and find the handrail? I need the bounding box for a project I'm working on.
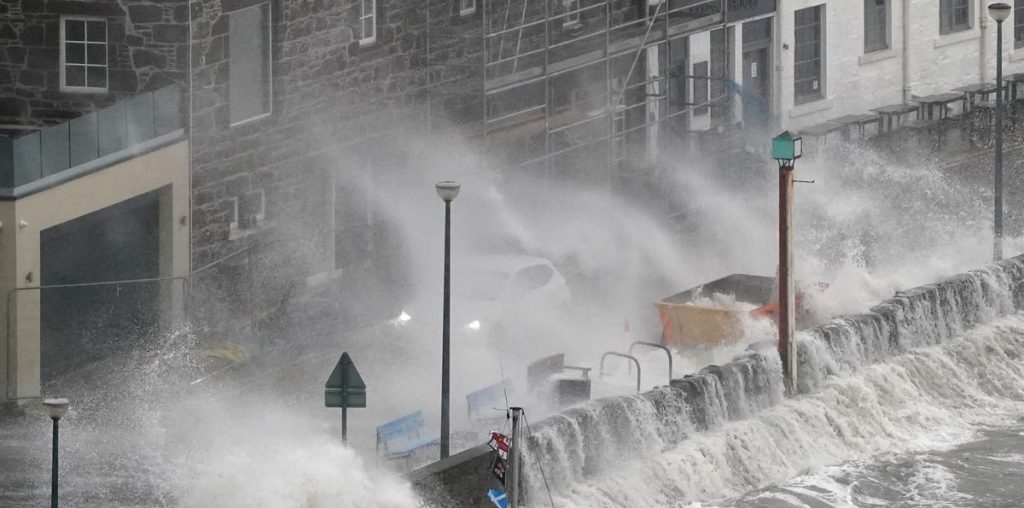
[628,341,673,381]
[599,352,641,393]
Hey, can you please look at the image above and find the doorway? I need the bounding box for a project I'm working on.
[39,189,162,385]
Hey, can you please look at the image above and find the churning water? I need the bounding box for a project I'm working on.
[516,256,1024,507]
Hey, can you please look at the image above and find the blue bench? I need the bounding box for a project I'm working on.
[376,410,439,460]
[466,380,511,421]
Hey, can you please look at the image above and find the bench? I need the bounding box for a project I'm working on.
[527,354,592,408]
[466,380,511,422]
[376,410,439,460]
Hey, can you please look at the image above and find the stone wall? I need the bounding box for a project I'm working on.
[0,0,188,127]
[186,0,492,332]
[410,253,1024,506]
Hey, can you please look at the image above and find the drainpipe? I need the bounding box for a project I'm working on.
[980,0,989,83]
[902,0,911,103]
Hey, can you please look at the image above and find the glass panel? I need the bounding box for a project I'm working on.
[12,132,41,187]
[69,112,99,167]
[86,43,106,65]
[86,20,106,42]
[40,123,70,177]
[126,92,155,146]
[98,101,126,156]
[65,43,85,64]
[65,65,86,87]
[0,137,12,188]
[229,5,270,124]
[86,66,107,88]
[362,17,373,40]
[154,85,183,134]
[65,20,85,41]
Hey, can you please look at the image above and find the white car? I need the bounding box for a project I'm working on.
[397,255,571,339]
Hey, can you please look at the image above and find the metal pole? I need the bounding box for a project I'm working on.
[509,407,523,508]
[778,164,797,393]
[50,417,59,508]
[342,407,348,444]
[995,19,1005,261]
[441,200,451,459]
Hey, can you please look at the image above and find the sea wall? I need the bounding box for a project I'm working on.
[411,254,1024,506]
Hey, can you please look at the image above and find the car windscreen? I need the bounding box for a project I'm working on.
[459,270,508,301]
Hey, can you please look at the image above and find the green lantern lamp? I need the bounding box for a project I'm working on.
[772,131,802,166]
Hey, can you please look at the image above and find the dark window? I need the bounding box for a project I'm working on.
[864,0,888,53]
[361,0,377,44]
[61,17,107,90]
[692,61,709,116]
[794,5,823,105]
[1015,0,1024,48]
[510,264,554,293]
[939,0,971,34]
[228,3,272,125]
[710,27,729,125]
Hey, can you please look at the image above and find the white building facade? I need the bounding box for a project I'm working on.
[773,0,1024,130]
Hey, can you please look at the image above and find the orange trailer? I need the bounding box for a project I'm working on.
[655,274,816,350]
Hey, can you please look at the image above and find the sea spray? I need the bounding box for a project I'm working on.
[519,255,1024,506]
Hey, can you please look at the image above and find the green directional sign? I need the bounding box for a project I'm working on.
[325,352,367,408]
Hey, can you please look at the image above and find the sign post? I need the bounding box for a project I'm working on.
[324,352,367,443]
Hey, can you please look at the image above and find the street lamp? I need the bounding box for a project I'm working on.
[990,2,1011,261]
[435,180,460,459]
[42,398,69,508]
[771,131,801,394]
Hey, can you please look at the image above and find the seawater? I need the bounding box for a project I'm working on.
[519,257,1024,507]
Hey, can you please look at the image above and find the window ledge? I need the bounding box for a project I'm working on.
[359,37,376,47]
[789,98,833,118]
[1012,48,1024,62]
[934,28,979,49]
[229,111,272,129]
[859,48,897,65]
[459,7,475,16]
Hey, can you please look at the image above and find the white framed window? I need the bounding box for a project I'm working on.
[229,189,267,239]
[60,17,108,92]
[228,2,272,126]
[563,0,581,28]
[794,5,824,105]
[939,0,971,34]
[460,0,475,16]
[360,0,377,46]
[228,196,240,234]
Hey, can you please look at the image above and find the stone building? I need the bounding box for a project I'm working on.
[6,0,1024,403]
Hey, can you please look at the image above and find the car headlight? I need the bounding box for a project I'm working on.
[465,320,481,331]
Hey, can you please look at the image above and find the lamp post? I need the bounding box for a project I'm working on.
[990,2,1011,261]
[42,398,69,508]
[771,131,802,394]
[435,180,460,459]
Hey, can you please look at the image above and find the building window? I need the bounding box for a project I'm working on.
[939,0,971,34]
[360,0,377,45]
[563,0,581,28]
[692,61,709,116]
[864,0,888,53]
[60,17,107,92]
[1015,0,1024,48]
[794,5,823,105]
[228,3,272,126]
[460,0,475,16]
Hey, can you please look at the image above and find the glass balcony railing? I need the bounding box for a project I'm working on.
[0,84,183,191]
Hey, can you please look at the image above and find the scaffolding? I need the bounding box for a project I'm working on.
[474,0,735,184]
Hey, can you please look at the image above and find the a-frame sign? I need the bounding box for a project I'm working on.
[325,352,366,442]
